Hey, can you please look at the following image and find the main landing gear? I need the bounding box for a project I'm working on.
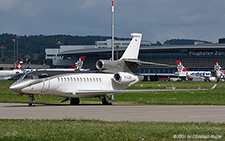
[102,95,113,105]
[28,94,35,106]
[61,98,80,105]
[70,98,80,105]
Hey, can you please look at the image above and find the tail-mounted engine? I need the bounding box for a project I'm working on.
[96,59,126,73]
[113,72,143,85]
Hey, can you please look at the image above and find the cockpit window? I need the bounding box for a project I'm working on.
[38,73,49,78]
[24,75,39,79]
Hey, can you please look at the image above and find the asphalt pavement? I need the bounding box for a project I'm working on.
[1,103,225,123]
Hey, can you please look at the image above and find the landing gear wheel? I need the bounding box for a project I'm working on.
[102,96,112,105]
[70,98,80,105]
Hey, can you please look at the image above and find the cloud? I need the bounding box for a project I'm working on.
[81,0,107,9]
[0,0,19,11]
[155,31,197,42]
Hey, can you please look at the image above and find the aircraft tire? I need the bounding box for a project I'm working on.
[70,98,80,105]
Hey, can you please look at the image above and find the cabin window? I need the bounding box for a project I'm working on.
[90,78,92,82]
[64,78,66,81]
[87,78,89,82]
[93,78,95,82]
[80,78,82,82]
[99,78,102,82]
[74,78,76,82]
[77,78,79,82]
[70,78,73,82]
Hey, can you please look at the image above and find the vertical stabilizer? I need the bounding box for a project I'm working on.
[214,61,225,74]
[120,33,142,60]
[176,61,188,72]
[70,56,86,70]
[14,61,23,70]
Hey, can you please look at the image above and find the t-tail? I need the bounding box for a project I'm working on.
[176,60,188,72]
[96,33,142,73]
[213,61,225,74]
[69,56,86,70]
[119,33,142,60]
[14,61,23,70]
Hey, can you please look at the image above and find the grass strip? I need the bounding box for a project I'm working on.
[0,119,224,140]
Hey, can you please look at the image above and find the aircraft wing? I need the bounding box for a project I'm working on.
[75,79,219,96]
[75,88,208,96]
[125,60,176,68]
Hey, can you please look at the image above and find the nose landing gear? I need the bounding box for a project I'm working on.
[28,94,35,106]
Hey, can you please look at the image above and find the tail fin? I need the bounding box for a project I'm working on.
[120,33,142,60]
[213,61,225,74]
[14,61,23,70]
[70,56,86,70]
[176,60,188,72]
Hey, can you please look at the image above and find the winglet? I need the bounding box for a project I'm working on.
[210,77,220,90]
[70,56,86,69]
[120,33,142,60]
[14,61,23,70]
[176,60,188,72]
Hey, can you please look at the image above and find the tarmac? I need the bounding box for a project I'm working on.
[1,103,225,123]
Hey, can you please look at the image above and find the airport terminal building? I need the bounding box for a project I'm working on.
[45,39,225,81]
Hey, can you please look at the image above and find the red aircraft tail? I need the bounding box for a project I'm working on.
[176,60,188,72]
[70,56,86,69]
[14,61,23,70]
[213,61,225,74]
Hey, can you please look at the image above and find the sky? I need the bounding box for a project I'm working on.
[0,0,225,43]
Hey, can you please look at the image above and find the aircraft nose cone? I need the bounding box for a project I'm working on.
[9,83,22,93]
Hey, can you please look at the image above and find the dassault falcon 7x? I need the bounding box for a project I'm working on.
[9,33,219,106]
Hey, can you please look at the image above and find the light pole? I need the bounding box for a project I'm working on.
[0,45,5,59]
[16,36,19,63]
[111,0,115,60]
[12,39,16,60]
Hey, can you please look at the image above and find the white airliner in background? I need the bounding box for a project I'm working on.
[23,56,86,74]
[9,33,219,106]
[0,61,23,80]
[175,61,217,81]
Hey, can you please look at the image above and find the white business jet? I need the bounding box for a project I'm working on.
[0,61,23,80]
[9,33,219,106]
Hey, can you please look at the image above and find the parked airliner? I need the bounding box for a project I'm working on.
[0,61,23,80]
[9,33,219,106]
[23,56,86,74]
[175,61,217,81]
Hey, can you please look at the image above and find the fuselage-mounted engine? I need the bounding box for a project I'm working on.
[113,72,143,86]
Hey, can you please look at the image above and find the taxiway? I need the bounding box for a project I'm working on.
[0,103,225,123]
